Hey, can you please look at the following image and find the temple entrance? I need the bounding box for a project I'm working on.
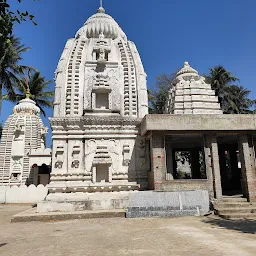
[218,136,242,195]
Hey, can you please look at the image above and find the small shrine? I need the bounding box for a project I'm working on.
[0,92,51,186]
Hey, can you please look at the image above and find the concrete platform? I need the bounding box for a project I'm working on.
[11,207,125,223]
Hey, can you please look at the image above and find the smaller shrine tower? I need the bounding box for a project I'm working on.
[0,94,51,186]
[166,62,223,114]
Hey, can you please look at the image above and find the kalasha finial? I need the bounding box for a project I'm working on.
[184,61,190,67]
[97,0,105,13]
[25,71,31,99]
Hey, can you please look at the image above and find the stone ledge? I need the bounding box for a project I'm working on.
[11,207,125,223]
[141,114,256,136]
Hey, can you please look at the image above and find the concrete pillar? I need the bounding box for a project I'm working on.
[165,143,174,180]
[150,133,166,191]
[238,134,256,201]
[210,135,222,200]
[203,135,214,198]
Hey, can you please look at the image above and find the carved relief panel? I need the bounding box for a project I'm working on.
[83,68,121,113]
[84,139,121,178]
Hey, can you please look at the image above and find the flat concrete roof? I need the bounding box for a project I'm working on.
[141,114,256,136]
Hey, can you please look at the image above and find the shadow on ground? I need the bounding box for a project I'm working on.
[203,217,256,234]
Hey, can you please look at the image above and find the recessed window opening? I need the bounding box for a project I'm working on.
[96,93,109,110]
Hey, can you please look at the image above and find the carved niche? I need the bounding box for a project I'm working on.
[84,139,120,173]
[123,143,130,166]
[83,68,121,113]
[71,143,81,169]
[10,156,23,181]
[55,145,64,169]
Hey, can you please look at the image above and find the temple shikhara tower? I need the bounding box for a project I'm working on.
[48,5,149,194]
[165,62,223,115]
[0,95,51,186]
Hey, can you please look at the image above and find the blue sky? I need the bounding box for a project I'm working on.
[3,0,256,146]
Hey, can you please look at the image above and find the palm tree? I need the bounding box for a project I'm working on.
[0,35,30,112]
[4,71,54,117]
[223,85,254,114]
[204,66,239,109]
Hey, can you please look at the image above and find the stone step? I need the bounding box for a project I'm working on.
[221,197,247,203]
[214,202,255,209]
[219,212,256,219]
[216,207,256,215]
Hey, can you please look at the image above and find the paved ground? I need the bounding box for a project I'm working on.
[0,205,255,256]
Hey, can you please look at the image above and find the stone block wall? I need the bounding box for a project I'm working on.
[126,190,209,218]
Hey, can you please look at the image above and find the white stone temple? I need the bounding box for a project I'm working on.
[1,4,256,219]
[165,62,223,114]
[48,5,149,194]
[0,95,51,186]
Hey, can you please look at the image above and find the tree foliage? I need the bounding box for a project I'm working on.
[0,0,37,41]
[3,71,53,117]
[148,74,174,114]
[204,66,255,114]
[222,85,255,114]
[0,0,46,114]
[0,35,30,112]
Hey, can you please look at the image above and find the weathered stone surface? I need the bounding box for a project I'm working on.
[11,207,125,223]
[37,191,138,213]
[126,190,209,218]
[126,209,198,218]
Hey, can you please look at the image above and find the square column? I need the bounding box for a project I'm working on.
[238,134,256,201]
[203,135,214,198]
[210,135,222,200]
[150,133,166,191]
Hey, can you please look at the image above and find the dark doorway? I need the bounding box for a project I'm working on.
[218,141,242,195]
[165,135,207,180]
